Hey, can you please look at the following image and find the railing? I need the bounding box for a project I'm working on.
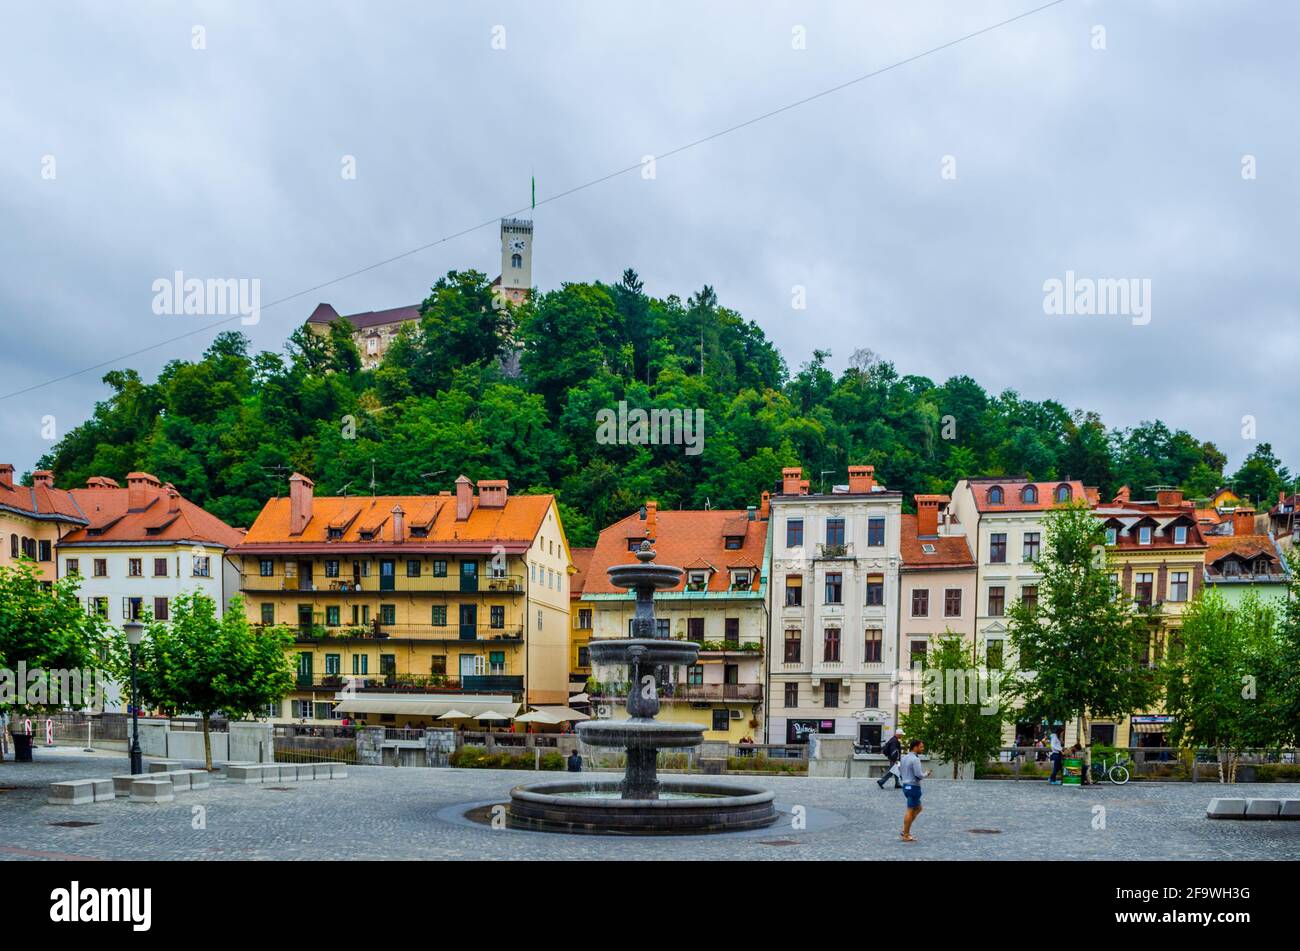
[241,574,525,596]
[290,623,524,642]
[667,683,763,701]
[730,743,807,761]
[292,674,468,691]
[816,543,853,559]
[275,724,357,739]
[978,747,1300,782]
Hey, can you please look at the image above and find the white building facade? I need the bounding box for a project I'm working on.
[767,466,904,748]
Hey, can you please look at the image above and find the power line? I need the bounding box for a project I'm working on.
[0,0,1070,404]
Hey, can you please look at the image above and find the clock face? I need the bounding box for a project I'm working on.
[509,237,526,252]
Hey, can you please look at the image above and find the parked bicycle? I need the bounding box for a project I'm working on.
[1090,751,1131,785]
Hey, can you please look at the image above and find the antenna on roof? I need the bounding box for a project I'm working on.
[338,482,353,497]
[820,470,835,495]
[369,459,377,498]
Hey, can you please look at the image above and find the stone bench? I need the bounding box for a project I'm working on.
[226,764,265,784]
[147,759,182,774]
[48,779,114,805]
[129,778,174,803]
[1207,797,1300,820]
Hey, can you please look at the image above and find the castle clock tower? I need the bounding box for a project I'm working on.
[499,217,533,305]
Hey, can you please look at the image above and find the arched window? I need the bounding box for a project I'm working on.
[511,253,522,269]
[987,486,1004,504]
[1021,485,1038,504]
[1055,484,1071,503]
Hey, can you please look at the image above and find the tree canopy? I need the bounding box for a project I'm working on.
[35,268,1272,546]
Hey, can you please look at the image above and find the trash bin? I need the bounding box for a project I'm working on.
[1062,756,1082,786]
[11,732,34,762]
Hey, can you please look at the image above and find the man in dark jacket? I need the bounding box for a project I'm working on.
[567,750,583,772]
[877,730,904,789]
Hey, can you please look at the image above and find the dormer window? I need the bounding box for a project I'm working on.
[1105,527,1117,545]
[987,486,1004,505]
[730,570,752,590]
[1055,484,1071,503]
[627,538,643,553]
[686,571,709,591]
[921,543,936,554]
[327,528,344,540]
[1138,526,1152,545]
[1021,485,1038,504]
[725,536,743,551]
[1173,525,1187,544]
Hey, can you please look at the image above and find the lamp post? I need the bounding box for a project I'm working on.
[124,621,144,774]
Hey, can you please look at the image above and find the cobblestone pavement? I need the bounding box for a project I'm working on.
[2,748,1298,860]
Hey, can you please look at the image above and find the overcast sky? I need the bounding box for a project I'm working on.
[2,0,1296,481]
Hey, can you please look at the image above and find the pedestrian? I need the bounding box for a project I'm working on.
[1048,728,1064,784]
[877,729,904,789]
[567,749,583,772]
[899,738,930,842]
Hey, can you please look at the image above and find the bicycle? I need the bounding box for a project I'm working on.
[1090,752,1131,785]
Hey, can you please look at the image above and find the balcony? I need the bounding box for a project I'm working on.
[288,622,524,644]
[240,574,525,597]
[588,681,762,702]
[816,543,853,560]
[290,673,524,695]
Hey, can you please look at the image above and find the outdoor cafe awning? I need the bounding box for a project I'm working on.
[331,694,520,718]
[534,706,590,722]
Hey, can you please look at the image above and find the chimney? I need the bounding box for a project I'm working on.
[1084,486,1100,506]
[32,470,54,488]
[1281,491,1287,505]
[1114,485,1131,505]
[1156,488,1183,508]
[0,464,13,490]
[747,505,757,521]
[391,504,405,543]
[455,475,474,521]
[1233,509,1256,537]
[289,472,315,535]
[847,465,875,494]
[477,479,509,508]
[126,472,161,512]
[781,467,804,496]
[915,495,947,537]
[760,491,771,520]
[645,500,658,541]
[164,483,180,514]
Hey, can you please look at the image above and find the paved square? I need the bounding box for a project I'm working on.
[2,750,1298,860]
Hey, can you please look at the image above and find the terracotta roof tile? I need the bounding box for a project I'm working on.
[60,484,242,548]
[232,492,553,553]
[568,547,595,599]
[969,479,1087,512]
[584,509,768,595]
[899,514,975,568]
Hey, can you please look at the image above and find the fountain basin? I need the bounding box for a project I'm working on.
[587,637,701,667]
[606,562,683,591]
[507,780,778,835]
[577,718,705,749]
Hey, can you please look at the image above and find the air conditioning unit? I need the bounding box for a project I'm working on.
[729,710,743,720]
[596,704,612,718]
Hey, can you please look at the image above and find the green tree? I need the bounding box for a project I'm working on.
[899,631,1008,778]
[0,562,110,716]
[119,593,294,768]
[1161,591,1283,782]
[1004,502,1155,770]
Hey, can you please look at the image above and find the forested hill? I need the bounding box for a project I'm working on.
[36,269,1291,547]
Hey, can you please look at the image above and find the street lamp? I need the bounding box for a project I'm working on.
[124,621,144,774]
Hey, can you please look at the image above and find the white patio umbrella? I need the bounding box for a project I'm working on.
[475,710,510,721]
[568,692,590,703]
[514,709,562,725]
[438,709,471,720]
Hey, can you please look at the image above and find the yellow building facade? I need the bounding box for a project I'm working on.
[231,474,572,723]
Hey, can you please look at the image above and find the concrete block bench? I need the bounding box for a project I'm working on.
[226,764,265,784]
[129,778,174,803]
[49,779,116,804]
[147,759,182,774]
[180,768,212,790]
[1207,797,1300,820]
[330,763,348,779]
[165,770,192,793]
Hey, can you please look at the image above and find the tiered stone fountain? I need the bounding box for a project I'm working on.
[507,542,777,834]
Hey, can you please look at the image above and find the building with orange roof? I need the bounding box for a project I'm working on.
[948,476,1089,745]
[0,465,89,583]
[898,496,976,723]
[230,474,572,722]
[768,465,904,750]
[1201,506,1290,607]
[581,498,770,743]
[567,546,595,692]
[1088,487,1210,748]
[56,471,244,627]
